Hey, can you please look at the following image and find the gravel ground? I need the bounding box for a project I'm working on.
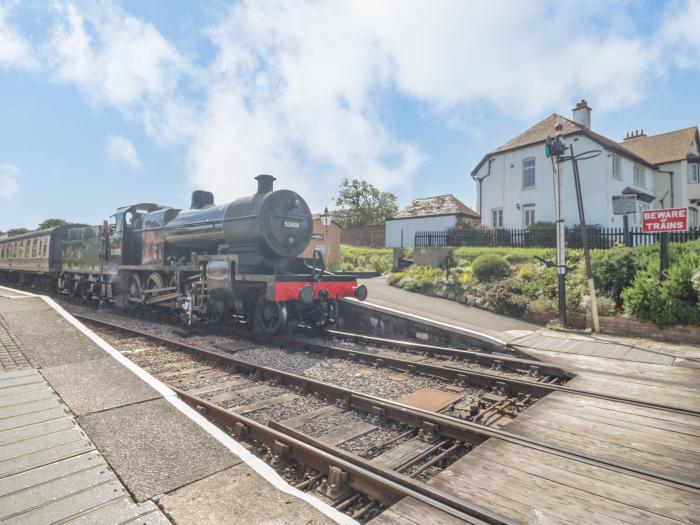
[245,396,330,425]
[339,425,406,457]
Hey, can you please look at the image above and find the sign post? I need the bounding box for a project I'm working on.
[642,207,688,280]
[612,195,637,246]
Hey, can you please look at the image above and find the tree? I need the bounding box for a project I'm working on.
[332,178,398,228]
[6,228,31,237]
[38,218,66,229]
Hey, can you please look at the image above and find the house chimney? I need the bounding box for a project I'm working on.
[572,99,592,129]
[255,174,276,194]
[623,129,647,141]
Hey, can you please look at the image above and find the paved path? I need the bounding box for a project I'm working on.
[360,277,700,368]
[0,369,168,524]
[0,287,342,525]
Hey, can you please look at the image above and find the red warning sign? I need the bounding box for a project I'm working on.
[642,208,688,233]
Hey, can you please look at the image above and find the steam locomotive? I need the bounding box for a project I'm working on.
[0,175,367,334]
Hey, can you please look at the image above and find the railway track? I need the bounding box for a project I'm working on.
[86,317,512,524]
[76,314,700,501]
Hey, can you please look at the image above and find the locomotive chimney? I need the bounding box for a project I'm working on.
[190,190,214,209]
[255,174,276,194]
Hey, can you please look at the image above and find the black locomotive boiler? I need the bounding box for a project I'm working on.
[0,175,367,334]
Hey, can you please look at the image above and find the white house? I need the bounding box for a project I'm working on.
[385,194,479,247]
[471,100,700,229]
[621,127,700,227]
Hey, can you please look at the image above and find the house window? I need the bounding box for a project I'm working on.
[634,165,645,187]
[631,201,651,226]
[689,207,699,228]
[523,205,535,227]
[612,155,621,179]
[689,164,699,184]
[491,208,503,228]
[522,158,536,188]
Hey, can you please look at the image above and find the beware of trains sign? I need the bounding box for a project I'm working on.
[641,207,688,233]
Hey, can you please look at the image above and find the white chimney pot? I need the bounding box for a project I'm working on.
[572,99,592,129]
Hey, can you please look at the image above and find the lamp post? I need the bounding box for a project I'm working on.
[320,206,332,258]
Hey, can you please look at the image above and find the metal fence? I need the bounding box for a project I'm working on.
[414,227,700,249]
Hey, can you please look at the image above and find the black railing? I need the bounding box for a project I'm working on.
[414,227,700,249]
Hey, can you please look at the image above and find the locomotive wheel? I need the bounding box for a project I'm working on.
[204,299,229,324]
[253,297,288,335]
[123,274,142,309]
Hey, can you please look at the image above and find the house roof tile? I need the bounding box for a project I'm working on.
[471,113,658,175]
[392,194,479,219]
[619,127,699,165]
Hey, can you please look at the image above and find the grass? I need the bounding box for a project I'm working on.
[337,244,395,274]
[452,246,553,265]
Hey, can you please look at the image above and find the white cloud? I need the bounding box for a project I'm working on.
[658,0,700,69]
[0,163,20,198]
[42,0,700,209]
[47,2,184,110]
[0,5,35,69]
[106,135,142,169]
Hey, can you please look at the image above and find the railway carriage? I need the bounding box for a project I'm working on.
[1,175,366,334]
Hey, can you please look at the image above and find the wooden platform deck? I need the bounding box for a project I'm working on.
[371,350,700,524]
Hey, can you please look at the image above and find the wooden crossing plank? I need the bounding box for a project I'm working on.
[470,440,700,523]
[319,421,376,446]
[505,418,700,483]
[531,396,700,446]
[448,450,683,525]
[433,460,632,525]
[372,438,434,470]
[516,400,700,461]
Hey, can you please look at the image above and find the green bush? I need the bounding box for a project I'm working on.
[482,281,529,317]
[472,254,510,282]
[338,245,393,274]
[622,253,700,326]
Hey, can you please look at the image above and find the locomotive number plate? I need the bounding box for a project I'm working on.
[283,220,301,229]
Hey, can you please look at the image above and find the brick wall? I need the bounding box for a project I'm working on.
[589,315,700,345]
[340,224,385,247]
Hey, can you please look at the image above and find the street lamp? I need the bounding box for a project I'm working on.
[320,206,332,259]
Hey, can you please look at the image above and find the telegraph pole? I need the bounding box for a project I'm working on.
[546,122,567,325]
[554,158,567,325]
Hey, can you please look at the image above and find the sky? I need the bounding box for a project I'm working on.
[1,0,699,230]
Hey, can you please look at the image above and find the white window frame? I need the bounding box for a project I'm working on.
[631,201,651,226]
[633,164,645,187]
[689,163,699,184]
[689,207,699,228]
[491,208,503,228]
[522,158,536,188]
[612,155,622,180]
[523,205,535,227]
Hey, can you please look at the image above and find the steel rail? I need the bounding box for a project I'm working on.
[282,337,700,419]
[173,387,513,525]
[76,314,700,492]
[323,328,570,378]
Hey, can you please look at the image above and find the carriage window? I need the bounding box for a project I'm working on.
[32,239,37,258]
[43,241,48,257]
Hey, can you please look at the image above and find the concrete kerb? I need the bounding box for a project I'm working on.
[0,287,357,525]
[341,298,509,354]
